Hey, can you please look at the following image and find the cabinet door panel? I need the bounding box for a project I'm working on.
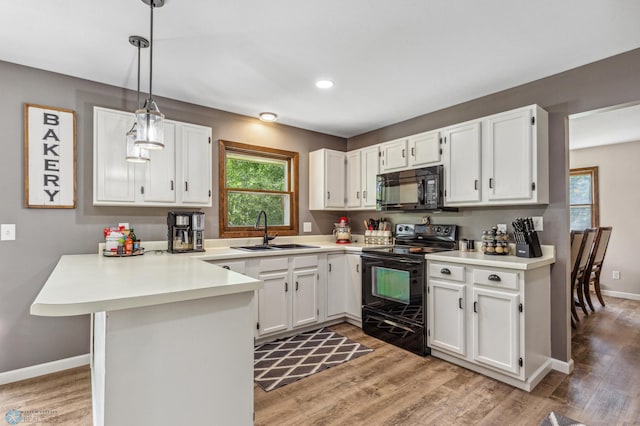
[327,255,346,318]
[345,254,362,320]
[346,151,362,208]
[144,122,176,203]
[180,124,211,204]
[325,150,346,208]
[381,138,408,172]
[292,269,318,328]
[472,287,520,375]
[486,109,533,201]
[361,146,379,209]
[410,131,440,167]
[94,108,136,203]
[428,280,465,355]
[445,122,481,204]
[258,271,289,335]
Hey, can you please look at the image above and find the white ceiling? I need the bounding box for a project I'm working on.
[570,103,640,150]
[2,1,640,138]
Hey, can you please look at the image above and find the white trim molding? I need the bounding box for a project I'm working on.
[551,357,574,375]
[601,289,640,301]
[0,354,90,386]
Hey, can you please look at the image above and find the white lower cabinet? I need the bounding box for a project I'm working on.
[427,261,551,391]
[327,253,362,322]
[251,255,321,337]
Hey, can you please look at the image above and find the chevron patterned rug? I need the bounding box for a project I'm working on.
[254,327,373,392]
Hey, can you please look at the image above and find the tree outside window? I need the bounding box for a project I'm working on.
[569,166,599,231]
[219,140,299,238]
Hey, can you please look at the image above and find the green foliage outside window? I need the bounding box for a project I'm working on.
[226,154,289,227]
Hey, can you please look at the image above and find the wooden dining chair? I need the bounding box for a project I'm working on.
[569,230,588,326]
[574,228,597,317]
[583,226,613,310]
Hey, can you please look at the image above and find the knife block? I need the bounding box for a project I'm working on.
[515,231,543,258]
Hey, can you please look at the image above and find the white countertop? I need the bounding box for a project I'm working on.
[31,238,379,317]
[30,253,263,317]
[425,245,556,270]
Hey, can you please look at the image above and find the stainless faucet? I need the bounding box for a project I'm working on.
[255,210,276,245]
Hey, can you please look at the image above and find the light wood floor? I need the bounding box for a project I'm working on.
[2,296,639,425]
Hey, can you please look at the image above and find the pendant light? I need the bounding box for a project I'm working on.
[135,0,165,150]
[126,35,151,163]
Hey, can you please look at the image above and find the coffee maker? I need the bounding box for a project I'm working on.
[167,211,205,253]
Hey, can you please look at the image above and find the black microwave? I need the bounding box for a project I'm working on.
[376,165,453,211]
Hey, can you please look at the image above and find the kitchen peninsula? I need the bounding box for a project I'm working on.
[31,252,262,426]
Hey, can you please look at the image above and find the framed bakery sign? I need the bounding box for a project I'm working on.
[24,104,76,208]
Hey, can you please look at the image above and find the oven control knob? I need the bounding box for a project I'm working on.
[435,226,442,234]
[444,227,450,234]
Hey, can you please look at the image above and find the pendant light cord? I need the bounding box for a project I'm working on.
[148,1,154,104]
[136,43,141,108]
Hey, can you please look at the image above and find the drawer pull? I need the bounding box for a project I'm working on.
[440,268,451,275]
[474,301,478,313]
[458,297,463,309]
[222,265,230,270]
[488,274,501,282]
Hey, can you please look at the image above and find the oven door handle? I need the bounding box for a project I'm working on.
[368,315,416,334]
[362,257,422,266]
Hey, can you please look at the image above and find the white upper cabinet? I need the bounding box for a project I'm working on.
[444,121,482,204]
[380,138,409,172]
[346,151,362,208]
[345,146,379,210]
[309,148,346,210]
[408,130,441,167]
[94,108,137,204]
[179,123,212,205]
[93,107,212,207]
[484,105,548,205]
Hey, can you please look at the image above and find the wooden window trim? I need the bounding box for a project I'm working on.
[570,166,600,228]
[218,140,299,238]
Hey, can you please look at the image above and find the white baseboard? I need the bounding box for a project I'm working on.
[601,289,640,301]
[0,354,90,386]
[550,357,574,374]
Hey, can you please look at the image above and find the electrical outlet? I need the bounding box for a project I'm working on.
[532,216,543,231]
[303,222,312,233]
[612,270,620,280]
[497,224,507,233]
[1,224,16,241]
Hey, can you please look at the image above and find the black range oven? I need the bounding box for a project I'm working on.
[361,223,457,356]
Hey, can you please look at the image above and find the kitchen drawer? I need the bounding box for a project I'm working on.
[429,263,465,282]
[473,268,519,290]
[292,255,319,270]
[211,260,246,274]
[258,257,289,273]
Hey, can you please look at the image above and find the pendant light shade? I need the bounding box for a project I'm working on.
[135,0,165,150]
[126,35,151,163]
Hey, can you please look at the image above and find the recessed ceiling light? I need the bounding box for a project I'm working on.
[259,112,278,122]
[316,80,334,89]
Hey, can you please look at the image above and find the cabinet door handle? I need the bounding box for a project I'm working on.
[356,264,360,273]
[356,191,360,199]
[222,265,230,270]
[488,274,501,282]
[458,297,463,309]
[474,180,478,190]
[285,282,288,292]
[185,181,188,192]
[327,191,330,200]
[474,301,478,313]
[411,147,415,157]
[295,281,299,291]
[489,178,493,189]
[141,186,145,195]
[170,180,174,191]
[440,268,451,275]
[401,149,405,158]
[363,190,367,199]
[328,263,332,272]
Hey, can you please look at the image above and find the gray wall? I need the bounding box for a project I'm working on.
[347,48,640,362]
[0,60,345,373]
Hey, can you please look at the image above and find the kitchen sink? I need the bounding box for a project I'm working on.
[231,243,318,251]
